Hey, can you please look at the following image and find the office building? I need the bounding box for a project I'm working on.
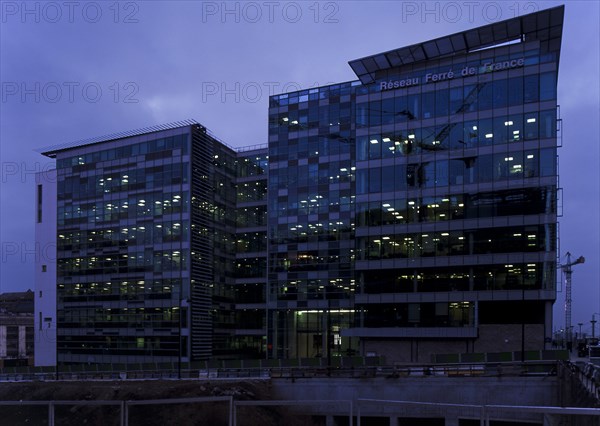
[266,6,563,361]
[38,6,563,364]
[39,121,269,364]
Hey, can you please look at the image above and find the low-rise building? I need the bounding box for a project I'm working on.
[0,290,34,366]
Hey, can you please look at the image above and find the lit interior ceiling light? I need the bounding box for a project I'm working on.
[485,133,493,138]
[370,139,379,144]
[382,137,391,142]
[408,134,415,139]
[472,126,478,130]
[527,118,536,123]
[527,154,534,159]
[504,121,514,126]
[504,157,514,161]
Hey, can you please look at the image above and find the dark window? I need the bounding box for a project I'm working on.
[478,82,493,111]
[368,100,381,127]
[508,76,523,106]
[37,184,43,223]
[369,168,381,193]
[540,72,557,101]
[524,74,539,103]
[422,92,435,118]
[435,89,449,116]
[492,79,508,108]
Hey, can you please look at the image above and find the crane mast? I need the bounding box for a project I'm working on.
[562,252,585,347]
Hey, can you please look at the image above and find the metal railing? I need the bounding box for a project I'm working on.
[0,361,559,382]
[355,399,600,426]
[2,396,600,426]
[0,397,233,426]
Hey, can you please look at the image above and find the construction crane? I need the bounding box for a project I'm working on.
[561,252,585,348]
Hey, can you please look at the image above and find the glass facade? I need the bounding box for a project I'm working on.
[54,129,192,363]
[232,149,268,358]
[44,123,270,364]
[267,6,563,360]
[267,81,360,358]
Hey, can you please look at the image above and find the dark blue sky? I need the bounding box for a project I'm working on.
[1,1,598,334]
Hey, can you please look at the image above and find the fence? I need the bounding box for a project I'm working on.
[1,397,600,426]
[431,349,569,363]
[0,360,560,382]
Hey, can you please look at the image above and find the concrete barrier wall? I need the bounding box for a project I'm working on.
[272,376,558,423]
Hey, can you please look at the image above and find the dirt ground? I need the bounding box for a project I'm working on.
[0,379,325,426]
